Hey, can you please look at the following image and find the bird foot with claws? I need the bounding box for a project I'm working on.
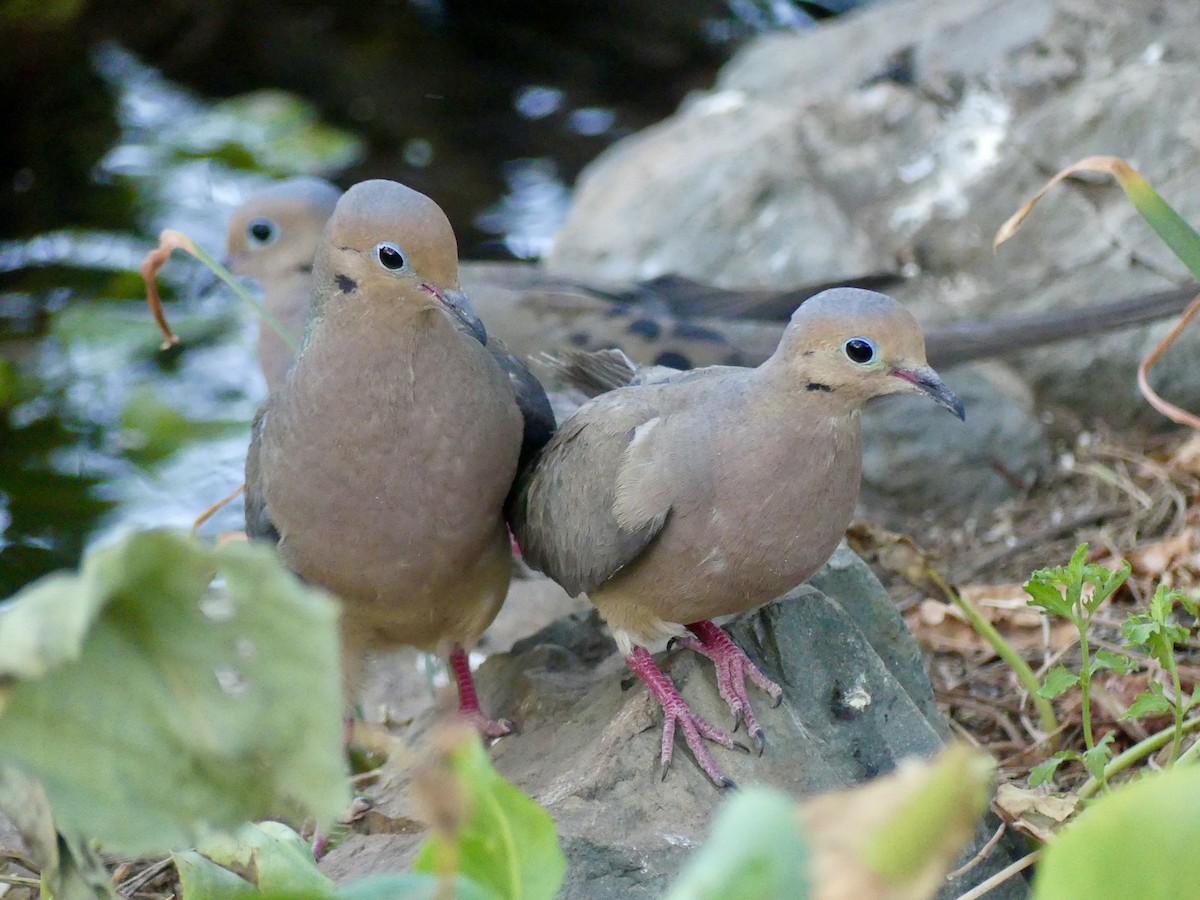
[675,619,782,754]
[626,645,747,787]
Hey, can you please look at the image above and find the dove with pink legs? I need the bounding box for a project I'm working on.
[511,288,963,785]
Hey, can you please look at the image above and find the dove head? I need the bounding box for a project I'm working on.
[225,177,342,282]
[312,179,486,343]
[770,288,964,419]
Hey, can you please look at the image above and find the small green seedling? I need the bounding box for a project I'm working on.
[1024,544,1131,790]
[1120,584,1200,766]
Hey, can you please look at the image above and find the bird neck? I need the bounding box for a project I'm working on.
[750,356,866,424]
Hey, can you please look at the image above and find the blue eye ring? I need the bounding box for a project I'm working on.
[246,217,278,247]
[375,241,408,271]
[841,336,878,365]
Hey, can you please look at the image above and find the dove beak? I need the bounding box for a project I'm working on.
[892,365,965,420]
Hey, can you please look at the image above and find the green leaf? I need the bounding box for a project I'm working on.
[183,90,364,177]
[1089,560,1131,611]
[197,822,334,896]
[664,786,808,900]
[174,850,260,900]
[1090,649,1135,676]
[1123,684,1173,720]
[0,529,348,856]
[120,386,244,465]
[1109,163,1200,283]
[1037,665,1080,699]
[1029,753,1072,788]
[0,764,117,900]
[1033,765,1200,899]
[413,733,565,900]
[1081,734,1115,781]
[1149,584,1177,625]
[1122,616,1157,649]
[1024,580,1072,619]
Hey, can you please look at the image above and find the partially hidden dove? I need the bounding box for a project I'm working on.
[245,178,554,735]
[223,177,342,393]
[511,287,964,785]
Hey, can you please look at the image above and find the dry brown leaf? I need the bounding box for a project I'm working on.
[1126,529,1196,578]
[993,783,1077,843]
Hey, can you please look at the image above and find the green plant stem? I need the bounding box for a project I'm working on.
[929,570,1060,740]
[1077,632,1095,751]
[189,241,301,354]
[1167,652,1186,766]
[1078,715,1200,800]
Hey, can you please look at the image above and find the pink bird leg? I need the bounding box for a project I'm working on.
[450,644,513,737]
[675,620,783,753]
[626,645,748,787]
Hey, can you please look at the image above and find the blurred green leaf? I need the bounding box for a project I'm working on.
[0,529,348,856]
[413,732,565,900]
[664,786,808,900]
[177,832,495,900]
[197,821,334,896]
[175,90,364,177]
[1029,753,1070,788]
[0,356,18,410]
[175,850,260,900]
[1034,765,1200,899]
[1081,734,1114,781]
[119,385,243,464]
[1037,665,1080,700]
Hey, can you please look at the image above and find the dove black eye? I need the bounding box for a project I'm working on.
[842,337,877,365]
[375,242,407,271]
[246,217,277,246]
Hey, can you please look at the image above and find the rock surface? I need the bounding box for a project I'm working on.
[546,0,1200,431]
[322,548,1028,898]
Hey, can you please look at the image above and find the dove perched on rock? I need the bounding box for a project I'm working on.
[511,288,964,784]
[245,178,554,734]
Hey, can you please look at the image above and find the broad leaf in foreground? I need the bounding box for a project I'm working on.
[0,529,348,856]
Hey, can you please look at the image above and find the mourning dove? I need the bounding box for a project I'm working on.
[223,177,342,393]
[245,178,553,735]
[511,288,964,785]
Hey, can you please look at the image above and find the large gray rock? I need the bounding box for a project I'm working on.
[546,0,1200,429]
[322,548,1027,898]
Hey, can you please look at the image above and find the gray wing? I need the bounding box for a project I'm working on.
[510,386,673,597]
[244,404,280,544]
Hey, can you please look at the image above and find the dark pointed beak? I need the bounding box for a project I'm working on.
[892,365,965,420]
[439,287,488,346]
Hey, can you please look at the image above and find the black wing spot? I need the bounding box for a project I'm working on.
[654,350,691,369]
[627,318,661,341]
[335,273,358,294]
[806,382,833,393]
[569,331,590,346]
